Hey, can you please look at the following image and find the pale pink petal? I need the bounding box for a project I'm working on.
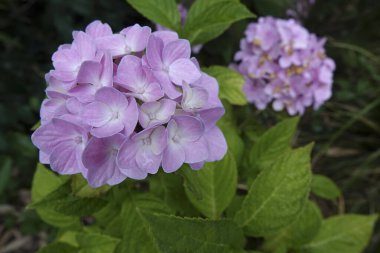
[123,24,151,52]
[162,142,185,173]
[146,35,164,69]
[204,127,227,161]
[82,101,112,127]
[162,39,191,65]
[168,59,201,85]
[90,119,124,138]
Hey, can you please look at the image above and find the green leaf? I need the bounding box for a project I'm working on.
[254,0,293,17]
[203,66,247,105]
[126,0,180,31]
[183,151,237,219]
[235,145,312,237]
[263,201,322,251]
[71,174,110,198]
[183,0,254,44]
[31,164,80,228]
[139,212,245,253]
[31,163,69,203]
[298,214,378,253]
[217,102,245,164]
[76,233,120,253]
[37,242,78,253]
[115,192,172,253]
[150,172,199,216]
[311,175,341,200]
[31,181,108,217]
[249,117,299,173]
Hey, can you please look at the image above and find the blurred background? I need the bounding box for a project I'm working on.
[0,0,379,252]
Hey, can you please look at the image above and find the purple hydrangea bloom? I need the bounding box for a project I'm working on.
[31,21,227,187]
[233,17,335,115]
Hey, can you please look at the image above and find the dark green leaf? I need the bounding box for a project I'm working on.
[0,157,12,195]
[71,174,110,198]
[116,192,172,253]
[150,172,199,216]
[140,211,245,253]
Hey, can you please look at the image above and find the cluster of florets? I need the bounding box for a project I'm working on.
[233,17,335,115]
[32,21,227,188]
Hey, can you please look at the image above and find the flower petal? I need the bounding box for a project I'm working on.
[95,87,128,111]
[82,101,112,127]
[90,118,124,138]
[183,136,209,163]
[96,34,126,57]
[77,61,102,85]
[172,115,204,142]
[168,59,201,85]
[82,134,126,188]
[146,35,164,69]
[162,141,185,173]
[117,138,148,179]
[162,39,191,66]
[204,127,227,161]
[123,24,151,52]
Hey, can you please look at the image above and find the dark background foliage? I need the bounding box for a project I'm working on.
[0,0,379,252]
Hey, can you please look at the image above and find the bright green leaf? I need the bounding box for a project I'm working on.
[249,117,299,173]
[183,151,237,219]
[235,145,312,237]
[203,66,247,105]
[31,181,108,217]
[37,242,78,253]
[31,164,80,228]
[311,175,341,200]
[31,163,69,202]
[183,0,254,44]
[298,214,378,253]
[139,211,245,253]
[76,232,120,253]
[126,0,180,31]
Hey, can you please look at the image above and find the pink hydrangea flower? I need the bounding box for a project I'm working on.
[233,17,335,115]
[31,20,227,187]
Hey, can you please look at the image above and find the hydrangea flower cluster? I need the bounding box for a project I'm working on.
[156,4,203,54]
[233,17,335,115]
[32,21,227,188]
